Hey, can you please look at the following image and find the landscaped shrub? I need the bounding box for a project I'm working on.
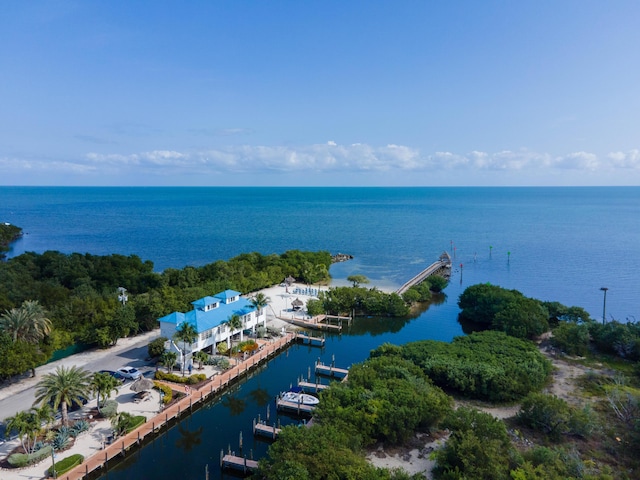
[8,446,56,468]
[7,453,29,468]
[154,370,206,384]
[113,412,146,436]
[100,399,118,418]
[48,454,84,477]
[52,430,71,451]
[148,336,168,358]
[28,445,53,464]
[154,382,172,404]
[70,419,90,436]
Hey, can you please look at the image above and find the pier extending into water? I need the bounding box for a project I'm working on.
[395,251,452,295]
[59,333,295,480]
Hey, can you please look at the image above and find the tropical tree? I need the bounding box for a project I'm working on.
[250,293,270,323]
[0,300,53,377]
[347,274,369,287]
[0,300,52,343]
[34,365,92,426]
[193,350,209,370]
[226,314,243,348]
[31,402,55,432]
[160,350,178,373]
[4,410,41,454]
[91,372,120,413]
[174,322,198,376]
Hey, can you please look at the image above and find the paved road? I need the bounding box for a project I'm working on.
[0,330,160,422]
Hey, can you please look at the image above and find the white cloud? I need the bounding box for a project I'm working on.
[4,143,640,185]
[608,150,640,169]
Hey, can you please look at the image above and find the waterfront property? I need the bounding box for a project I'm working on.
[159,290,266,366]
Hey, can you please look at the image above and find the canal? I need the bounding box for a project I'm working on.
[96,292,465,480]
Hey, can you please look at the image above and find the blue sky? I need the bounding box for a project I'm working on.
[1,1,639,186]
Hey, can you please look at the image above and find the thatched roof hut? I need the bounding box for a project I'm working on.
[291,298,304,310]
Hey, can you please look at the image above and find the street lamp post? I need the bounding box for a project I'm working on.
[600,287,609,324]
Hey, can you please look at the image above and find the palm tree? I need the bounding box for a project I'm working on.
[34,365,92,427]
[193,350,208,370]
[174,322,198,376]
[226,314,243,352]
[31,402,55,432]
[160,351,178,374]
[4,410,41,454]
[0,300,53,377]
[0,300,52,343]
[250,293,270,328]
[91,372,119,414]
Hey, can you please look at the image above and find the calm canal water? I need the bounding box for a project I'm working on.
[97,289,463,480]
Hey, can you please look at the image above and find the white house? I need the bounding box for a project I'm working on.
[158,289,266,367]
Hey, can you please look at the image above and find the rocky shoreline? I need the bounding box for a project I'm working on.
[331,252,353,263]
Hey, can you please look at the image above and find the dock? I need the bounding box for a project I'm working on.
[315,361,349,379]
[220,450,259,473]
[279,314,351,332]
[294,332,326,347]
[297,380,330,393]
[253,418,282,439]
[396,251,452,295]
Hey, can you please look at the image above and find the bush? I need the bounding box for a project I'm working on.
[148,336,168,358]
[154,382,173,404]
[100,399,118,418]
[28,445,53,464]
[70,419,90,436]
[392,331,552,402]
[154,370,206,384]
[49,453,84,477]
[52,430,71,451]
[7,453,29,467]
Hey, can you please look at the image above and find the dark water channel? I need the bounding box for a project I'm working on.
[97,296,465,480]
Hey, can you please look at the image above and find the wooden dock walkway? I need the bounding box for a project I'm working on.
[253,418,282,439]
[278,314,351,332]
[294,332,326,346]
[220,450,259,473]
[315,361,349,379]
[58,333,295,480]
[297,380,330,393]
[396,251,452,295]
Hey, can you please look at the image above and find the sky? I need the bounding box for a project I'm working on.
[1,1,639,187]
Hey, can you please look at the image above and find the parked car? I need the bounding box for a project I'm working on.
[98,370,126,383]
[117,366,142,380]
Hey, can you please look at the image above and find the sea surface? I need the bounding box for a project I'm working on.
[2,186,638,321]
[1,186,639,479]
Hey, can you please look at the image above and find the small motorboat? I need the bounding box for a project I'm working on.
[280,389,319,405]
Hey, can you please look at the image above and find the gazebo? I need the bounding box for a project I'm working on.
[291,298,304,311]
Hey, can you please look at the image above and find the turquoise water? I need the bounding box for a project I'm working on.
[1,186,639,479]
[1,186,638,320]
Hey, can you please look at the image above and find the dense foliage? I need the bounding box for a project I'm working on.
[458,284,549,339]
[0,223,22,259]
[0,249,331,378]
[314,356,452,445]
[433,407,514,480]
[258,423,421,480]
[316,286,410,317]
[376,331,553,402]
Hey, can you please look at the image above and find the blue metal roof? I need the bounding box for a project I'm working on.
[159,291,256,334]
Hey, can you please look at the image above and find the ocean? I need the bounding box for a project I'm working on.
[1,186,639,479]
[1,186,638,321]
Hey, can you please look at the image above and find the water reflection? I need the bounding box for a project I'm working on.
[175,423,203,452]
[248,386,271,407]
[222,394,247,416]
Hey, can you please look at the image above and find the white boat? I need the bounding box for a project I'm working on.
[280,391,319,405]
